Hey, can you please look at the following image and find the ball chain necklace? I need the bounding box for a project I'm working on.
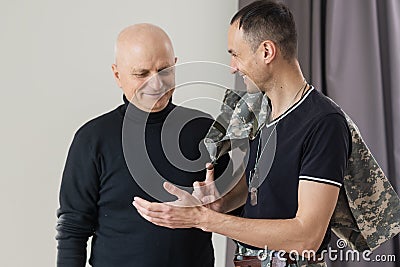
[249,80,308,206]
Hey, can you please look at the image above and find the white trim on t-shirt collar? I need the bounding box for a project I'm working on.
[266,86,314,128]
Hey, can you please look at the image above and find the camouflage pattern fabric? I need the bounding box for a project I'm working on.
[205,89,400,252]
[331,112,400,251]
[204,89,268,163]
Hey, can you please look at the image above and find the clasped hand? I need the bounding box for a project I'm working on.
[132,163,220,230]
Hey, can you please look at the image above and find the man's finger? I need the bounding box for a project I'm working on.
[163,182,191,200]
[202,195,217,204]
[193,181,202,188]
[193,181,207,188]
[192,181,203,200]
[205,163,215,183]
[133,197,167,212]
[134,207,173,228]
[206,162,214,170]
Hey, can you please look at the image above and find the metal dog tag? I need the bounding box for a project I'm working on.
[250,187,258,206]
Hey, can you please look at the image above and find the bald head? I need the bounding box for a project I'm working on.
[115,23,175,66]
[111,24,177,113]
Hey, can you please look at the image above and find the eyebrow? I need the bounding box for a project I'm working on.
[131,64,173,74]
[131,68,149,74]
[157,65,172,72]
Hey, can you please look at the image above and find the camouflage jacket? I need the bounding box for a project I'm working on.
[204,89,400,251]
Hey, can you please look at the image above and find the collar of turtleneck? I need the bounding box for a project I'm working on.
[121,95,176,124]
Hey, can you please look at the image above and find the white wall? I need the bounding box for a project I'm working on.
[0,1,238,266]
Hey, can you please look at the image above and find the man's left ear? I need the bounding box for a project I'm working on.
[111,64,122,88]
[261,40,276,64]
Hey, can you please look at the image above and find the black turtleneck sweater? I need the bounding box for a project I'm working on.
[56,97,229,267]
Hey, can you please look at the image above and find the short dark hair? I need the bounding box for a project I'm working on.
[230,0,297,60]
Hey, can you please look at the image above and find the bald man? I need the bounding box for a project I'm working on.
[56,24,229,267]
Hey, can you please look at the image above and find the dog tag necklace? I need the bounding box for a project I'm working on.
[248,81,308,206]
[249,125,276,206]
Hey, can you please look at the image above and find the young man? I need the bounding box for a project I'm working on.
[133,2,351,267]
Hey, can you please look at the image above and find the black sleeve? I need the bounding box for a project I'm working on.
[299,113,351,188]
[56,130,100,267]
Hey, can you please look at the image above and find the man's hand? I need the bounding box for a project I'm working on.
[132,182,209,230]
[164,181,202,207]
[192,163,222,211]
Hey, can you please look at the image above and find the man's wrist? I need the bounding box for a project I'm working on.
[197,206,214,232]
[209,198,224,213]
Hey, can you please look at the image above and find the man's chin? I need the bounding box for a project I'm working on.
[132,91,173,112]
[242,77,260,93]
[149,103,168,112]
[146,98,171,112]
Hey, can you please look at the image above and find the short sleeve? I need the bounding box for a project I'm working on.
[299,113,351,188]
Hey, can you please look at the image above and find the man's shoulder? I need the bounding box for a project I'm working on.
[74,104,124,139]
[307,88,346,120]
[300,89,350,140]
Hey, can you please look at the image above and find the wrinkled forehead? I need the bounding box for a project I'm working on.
[117,40,175,70]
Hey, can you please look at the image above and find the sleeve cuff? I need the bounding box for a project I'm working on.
[299,175,342,188]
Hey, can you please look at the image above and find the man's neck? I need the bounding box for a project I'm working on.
[264,63,306,121]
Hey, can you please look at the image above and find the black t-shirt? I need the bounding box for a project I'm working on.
[243,88,351,252]
[56,96,229,267]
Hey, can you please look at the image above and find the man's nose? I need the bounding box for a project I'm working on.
[148,73,163,91]
[230,58,238,74]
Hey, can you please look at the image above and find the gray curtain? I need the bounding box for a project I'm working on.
[228,0,400,266]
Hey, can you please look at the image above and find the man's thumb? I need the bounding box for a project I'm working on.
[205,163,214,182]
